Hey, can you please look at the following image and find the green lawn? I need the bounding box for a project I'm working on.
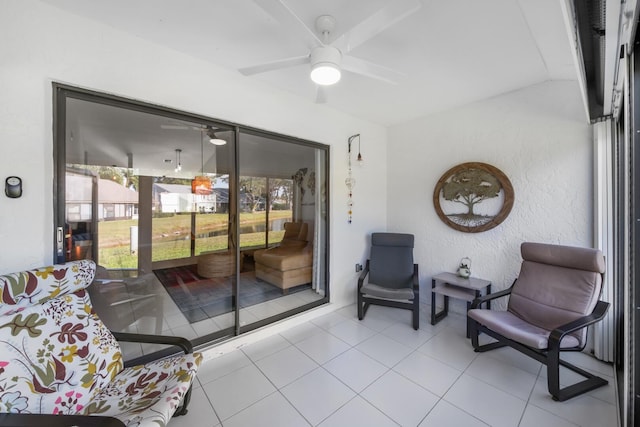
[98,211,291,268]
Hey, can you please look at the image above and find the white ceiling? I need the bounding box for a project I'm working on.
[42,0,576,126]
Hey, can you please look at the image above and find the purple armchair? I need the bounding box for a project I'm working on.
[467,242,610,401]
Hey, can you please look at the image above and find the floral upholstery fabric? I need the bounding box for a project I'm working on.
[0,260,202,427]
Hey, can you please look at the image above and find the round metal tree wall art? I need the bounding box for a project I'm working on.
[433,162,514,233]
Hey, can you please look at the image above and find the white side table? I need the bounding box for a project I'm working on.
[431,272,492,337]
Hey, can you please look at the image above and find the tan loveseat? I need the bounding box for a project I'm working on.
[254,222,313,293]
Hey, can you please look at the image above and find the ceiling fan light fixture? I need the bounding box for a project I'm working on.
[210,138,227,146]
[206,127,227,146]
[311,64,341,85]
[310,46,342,86]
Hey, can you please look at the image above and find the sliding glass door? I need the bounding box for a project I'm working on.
[54,84,329,359]
[238,130,326,329]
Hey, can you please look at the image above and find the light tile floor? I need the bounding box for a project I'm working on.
[168,304,619,427]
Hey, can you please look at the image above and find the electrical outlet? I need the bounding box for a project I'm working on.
[355,263,363,272]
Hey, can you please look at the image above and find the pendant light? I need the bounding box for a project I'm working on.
[192,129,212,195]
[174,149,182,172]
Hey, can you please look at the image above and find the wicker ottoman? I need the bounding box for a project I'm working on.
[197,250,243,278]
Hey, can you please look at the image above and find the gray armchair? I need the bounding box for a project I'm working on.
[468,242,610,401]
[357,233,419,330]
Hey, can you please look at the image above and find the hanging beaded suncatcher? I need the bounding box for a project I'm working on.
[346,163,355,223]
[346,134,360,224]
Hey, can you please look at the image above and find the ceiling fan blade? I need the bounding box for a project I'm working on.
[342,55,405,85]
[161,123,201,131]
[239,55,310,76]
[161,124,190,130]
[332,0,421,53]
[253,0,323,49]
[315,86,328,104]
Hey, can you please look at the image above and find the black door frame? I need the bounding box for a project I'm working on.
[52,82,330,346]
[631,35,640,425]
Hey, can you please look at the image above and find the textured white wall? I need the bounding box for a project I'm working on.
[0,0,387,308]
[388,80,592,312]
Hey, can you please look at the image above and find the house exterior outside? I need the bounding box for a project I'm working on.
[66,173,139,222]
[152,183,217,214]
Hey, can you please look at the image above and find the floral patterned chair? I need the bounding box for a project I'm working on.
[0,260,202,426]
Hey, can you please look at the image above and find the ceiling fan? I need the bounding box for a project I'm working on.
[160,123,229,145]
[239,0,422,103]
